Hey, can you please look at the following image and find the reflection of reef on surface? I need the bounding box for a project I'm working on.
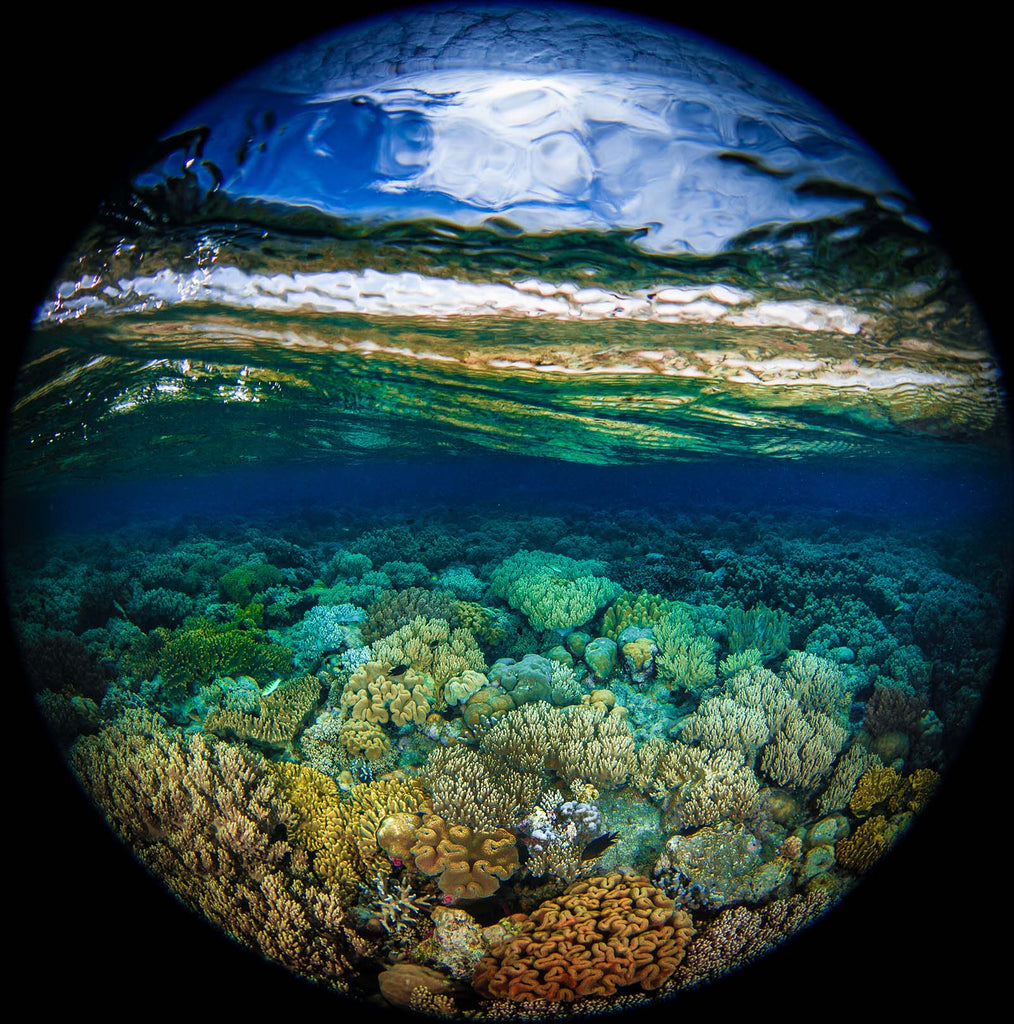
[14,499,1004,1016]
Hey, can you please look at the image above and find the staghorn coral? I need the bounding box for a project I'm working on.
[371,616,486,686]
[817,744,884,815]
[677,694,770,764]
[341,659,435,727]
[780,650,852,720]
[670,890,830,989]
[472,872,694,1002]
[203,672,321,753]
[759,702,848,792]
[653,607,716,693]
[480,701,637,790]
[70,710,358,987]
[519,790,605,883]
[888,767,939,814]
[283,770,433,895]
[634,738,762,831]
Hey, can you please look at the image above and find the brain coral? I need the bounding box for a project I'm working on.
[472,872,694,1002]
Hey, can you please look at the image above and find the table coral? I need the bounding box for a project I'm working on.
[472,872,694,1002]
[203,672,321,753]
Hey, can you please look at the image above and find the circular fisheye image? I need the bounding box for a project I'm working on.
[7,3,1010,1018]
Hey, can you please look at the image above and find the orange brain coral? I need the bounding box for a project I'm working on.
[472,872,694,1002]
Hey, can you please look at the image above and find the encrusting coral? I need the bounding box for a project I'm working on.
[472,872,694,1002]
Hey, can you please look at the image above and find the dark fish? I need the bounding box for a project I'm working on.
[517,842,531,866]
[580,831,620,862]
[389,664,409,677]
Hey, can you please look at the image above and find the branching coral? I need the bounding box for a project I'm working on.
[726,603,790,662]
[361,587,458,645]
[70,710,358,987]
[633,738,762,831]
[472,873,694,1002]
[669,891,830,990]
[601,590,672,640]
[480,701,637,790]
[370,616,485,686]
[422,745,541,830]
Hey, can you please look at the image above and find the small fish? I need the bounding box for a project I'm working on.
[580,831,620,862]
[388,663,409,677]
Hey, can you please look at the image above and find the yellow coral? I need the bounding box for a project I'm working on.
[849,766,902,816]
[337,718,392,762]
[342,660,434,726]
[601,591,672,640]
[371,616,486,685]
[888,767,940,814]
[836,815,890,873]
[407,814,519,901]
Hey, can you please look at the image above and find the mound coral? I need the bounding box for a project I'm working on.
[490,550,621,632]
[472,872,694,1002]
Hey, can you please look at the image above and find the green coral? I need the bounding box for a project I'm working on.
[218,562,284,606]
[601,590,672,640]
[125,616,294,699]
[490,550,620,632]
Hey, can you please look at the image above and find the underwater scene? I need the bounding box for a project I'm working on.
[7,3,1011,1018]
